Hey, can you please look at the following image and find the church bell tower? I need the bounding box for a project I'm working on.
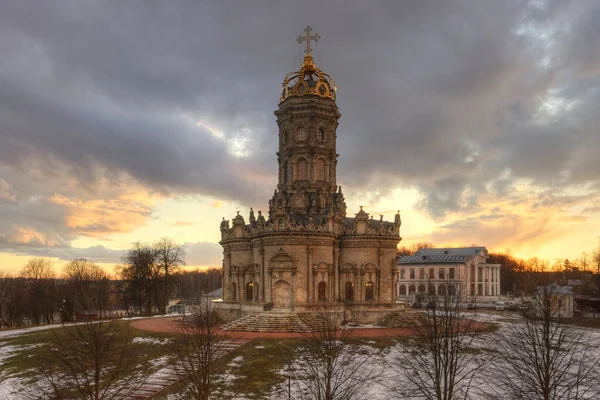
[270,26,345,219]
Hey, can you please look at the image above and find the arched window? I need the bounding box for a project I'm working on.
[345,282,354,301]
[318,127,326,142]
[296,159,308,180]
[448,285,456,296]
[231,282,237,301]
[428,284,436,295]
[438,285,446,296]
[408,285,416,294]
[318,281,327,301]
[418,284,426,293]
[365,281,374,301]
[399,285,407,296]
[277,219,285,230]
[285,161,291,184]
[315,159,326,181]
[246,282,254,301]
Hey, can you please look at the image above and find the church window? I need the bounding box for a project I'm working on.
[399,285,406,296]
[315,159,326,181]
[409,268,415,279]
[294,194,304,208]
[296,128,307,142]
[296,159,308,180]
[345,282,354,301]
[246,282,254,301]
[408,285,416,294]
[365,281,374,301]
[231,283,237,300]
[318,281,326,301]
[318,127,326,142]
[285,162,291,184]
[278,219,285,230]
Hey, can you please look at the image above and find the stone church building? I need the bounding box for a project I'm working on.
[218,27,402,321]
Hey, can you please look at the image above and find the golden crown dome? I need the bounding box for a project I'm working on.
[280,26,337,103]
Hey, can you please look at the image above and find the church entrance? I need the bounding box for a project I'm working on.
[273,280,292,309]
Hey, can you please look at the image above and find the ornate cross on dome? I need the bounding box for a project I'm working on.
[296,25,321,55]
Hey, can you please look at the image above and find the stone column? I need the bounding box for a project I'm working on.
[333,246,340,300]
[487,266,491,296]
[260,247,265,302]
[307,247,313,303]
[474,264,478,297]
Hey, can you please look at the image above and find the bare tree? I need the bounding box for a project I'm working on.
[21,257,57,325]
[120,243,162,316]
[62,259,110,318]
[154,238,186,314]
[171,299,231,400]
[291,302,373,400]
[391,283,487,400]
[487,281,600,400]
[38,318,145,400]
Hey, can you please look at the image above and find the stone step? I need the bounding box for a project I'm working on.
[222,312,333,333]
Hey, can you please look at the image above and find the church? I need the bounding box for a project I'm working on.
[218,27,403,322]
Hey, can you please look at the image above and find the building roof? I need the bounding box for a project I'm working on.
[398,246,488,265]
[538,284,574,296]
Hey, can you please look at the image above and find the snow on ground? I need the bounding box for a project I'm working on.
[132,336,172,345]
[269,311,600,400]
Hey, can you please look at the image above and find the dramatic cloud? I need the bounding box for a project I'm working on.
[0,0,599,261]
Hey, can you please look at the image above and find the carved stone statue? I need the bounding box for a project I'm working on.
[249,207,256,225]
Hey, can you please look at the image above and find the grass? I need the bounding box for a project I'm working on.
[0,320,176,380]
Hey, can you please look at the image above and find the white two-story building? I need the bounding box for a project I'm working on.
[397,246,501,301]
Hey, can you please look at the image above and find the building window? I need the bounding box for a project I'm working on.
[277,219,285,230]
[318,281,327,301]
[318,127,326,142]
[438,285,446,296]
[448,285,456,296]
[296,159,308,180]
[400,268,405,280]
[408,285,416,294]
[449,268,455,279]
[399,285,406,296]
[409,268,415,279]
[365,282,374,301]
[418,284,426,293]
[296,128,307,142]
[419,269,425,279]
[439,269,445,279]
[294,194,304,208]
[429,268,434,279]
[231,282,237,300]
[246,282,254,301]
[345,282,354,301]
[315,159,326,181]
[285,161,291,184]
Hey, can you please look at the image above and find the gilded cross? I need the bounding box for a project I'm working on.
[296,25,321,55]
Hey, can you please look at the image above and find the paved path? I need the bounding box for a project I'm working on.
[130,316,431,339]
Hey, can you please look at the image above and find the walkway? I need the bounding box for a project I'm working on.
[131,316,432,339]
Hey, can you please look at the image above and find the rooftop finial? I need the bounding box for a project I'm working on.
[296,25,321,55]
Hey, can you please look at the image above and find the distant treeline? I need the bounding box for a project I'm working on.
[0,238,223,328]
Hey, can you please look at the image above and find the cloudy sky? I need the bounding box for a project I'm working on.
[1,0,599,274]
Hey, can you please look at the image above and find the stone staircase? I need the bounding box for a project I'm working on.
[375,311,415,328]
[222,311,331,333]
